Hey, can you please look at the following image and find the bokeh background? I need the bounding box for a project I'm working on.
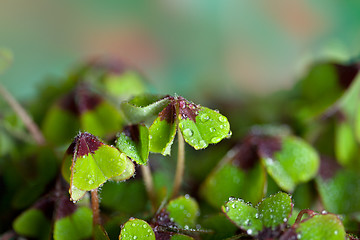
[1,0,360,101]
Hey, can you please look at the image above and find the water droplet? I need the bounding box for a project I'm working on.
[132,223,136,227]
[88,179,94,184]
[200,114,209,122]
[184,225,189,230]
[219,116,226,122]
[334,230,338,235]
[255,213,259,219]
[226,130,232,139]
[231,203,237,209]
[142,224,147,228]
[225,206,230,212]
[321,210,328,214]
[297,233,302,239]
[147,229,151,233]
[210,127,216,132]
[220,125,224,129]
[211,137,221,143]
[247,229,253,235]
[185,194,190,199]
[283,217,288,222]
[191,139,198,145]
[199,140,207,148]
[133,236,137,240]
[183,128,193,137]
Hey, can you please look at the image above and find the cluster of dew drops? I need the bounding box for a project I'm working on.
[179,110,230,149]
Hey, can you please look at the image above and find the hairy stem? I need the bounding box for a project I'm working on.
[0,84,45,145]
[91,189,101,226]
[172,128,185,198]
[141,164,157,212]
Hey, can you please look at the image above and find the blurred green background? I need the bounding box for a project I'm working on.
[1,0,360,101]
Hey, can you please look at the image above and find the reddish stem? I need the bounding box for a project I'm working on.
[91,189,101,226]
[295,209,316,224]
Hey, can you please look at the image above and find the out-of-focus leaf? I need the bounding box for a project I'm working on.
[261,136,319,192]
[13,195,54,239]
[13,209,51,239]
[335,121,357,167]
[200,214,238,240]
[296,213,346,240]
[54,207,92,240]
[119,218,155,240]
[42,84,123,145]
[116,124,149,165]
[166,195,199,228]
[93,224,110,240]
[316,157,360,214]
[101,180,147,214]
[102,71,147,99]
[201,160,265,209]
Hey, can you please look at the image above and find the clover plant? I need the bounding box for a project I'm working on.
[1,57,360,240]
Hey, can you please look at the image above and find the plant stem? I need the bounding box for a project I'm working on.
[141,164,157,212]
[0,84,46,145]
[91,189,101,226]
[295,209,316,224]
[172,128,185,198]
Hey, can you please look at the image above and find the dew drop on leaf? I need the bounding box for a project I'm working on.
[211,137,221,143]
[200,114,210,122]
[199,140,207,148]
[225,206,230,212]
[183,128,194,137]
[210,127,216,132]
[247,229,253,235]
[219,116,227,123]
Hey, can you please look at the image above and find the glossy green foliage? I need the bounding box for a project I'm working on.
[316,169,360,214]
[257,192,293,228]
[296,214,346,240]
[166,195,200,228]
[13,209,51,239]
[121,95,171,125]
[179,106,230,150]
[262,136,319,192]
[119,218,155,240]
[62,132,128,201]
[201,162,266,209]
[122,95,230,155]
[222,192,292,236]
[110,156,135,182]
[222,198,263,235]
[149,115,177,155]
[116,124,149,165]
[54,207,93,240]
